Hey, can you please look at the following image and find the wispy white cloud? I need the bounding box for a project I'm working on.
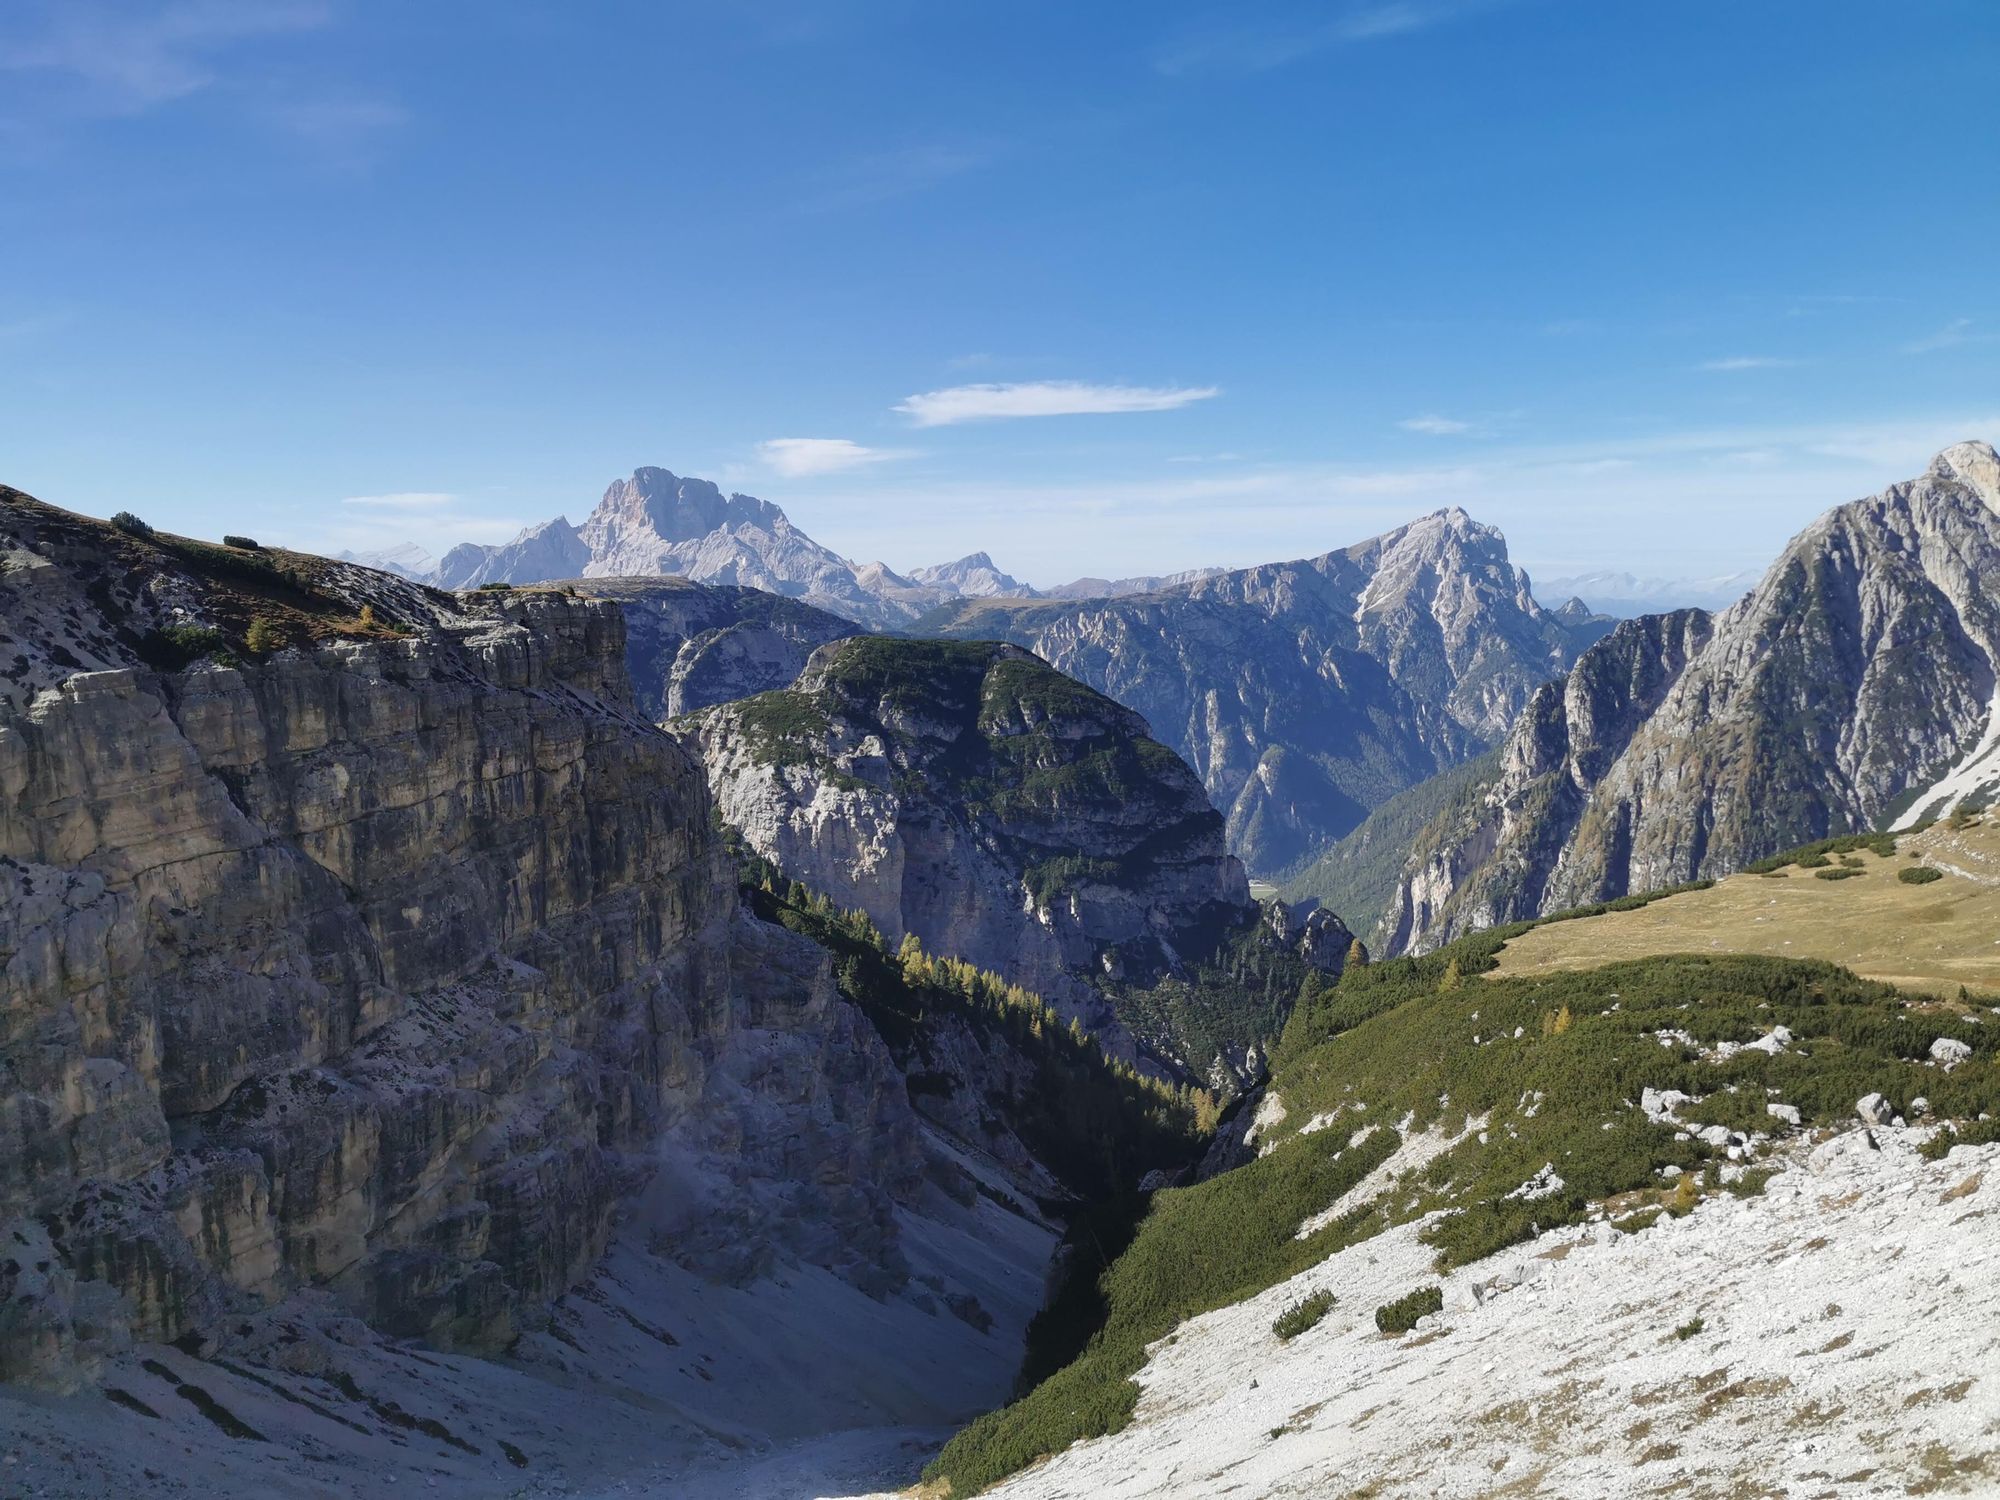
[802,141,995,211]
[896,380,1220,427]
[1153,0,1504,76]
[0,309,73,341]
[756,438,907,478]
[0,2,404,165]
[263,91,406,161]
[340,491,458,509]
[1699,356,1800,372]
[1400,413,1475,435]
[0,0,331,115]
[1902,318,1987,356]
[1784,292,1893,318]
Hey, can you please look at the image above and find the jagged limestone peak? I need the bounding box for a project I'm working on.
[1931,439,2000,514]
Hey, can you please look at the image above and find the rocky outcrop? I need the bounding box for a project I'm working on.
[1383,442,2000,950]
[923,509,1612,873]
[677,638,1261,1071]
[560,576,860,719]
[0,489,926,1388]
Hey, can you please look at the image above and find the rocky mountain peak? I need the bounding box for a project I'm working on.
[1379,439,2000,951]
[1932,439,2000,513]
[908,550,1037,598]
[582,467,788,550]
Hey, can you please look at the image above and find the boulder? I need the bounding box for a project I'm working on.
[1930,1037,1974,1070]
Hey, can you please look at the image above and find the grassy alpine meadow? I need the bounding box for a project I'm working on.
[1489,815,2000,997]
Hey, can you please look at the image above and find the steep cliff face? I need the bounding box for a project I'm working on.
[0,490,925,1388]
[678,638,1266,1073]
[921,509,1610,874]
[1383,442,2000,950]
[559,576,860,718]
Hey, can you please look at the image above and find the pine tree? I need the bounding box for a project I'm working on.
[1346,936,1370,969]
[245,617,279,655]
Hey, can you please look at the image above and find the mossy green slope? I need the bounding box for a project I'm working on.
[927,913,1999,1494]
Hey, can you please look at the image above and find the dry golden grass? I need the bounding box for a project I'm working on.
[1489,818,2000,998]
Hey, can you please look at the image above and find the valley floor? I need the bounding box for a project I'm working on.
[0,1129,1053,1500]
[7,1129,1998,1500]
[980,1128,2000,1499]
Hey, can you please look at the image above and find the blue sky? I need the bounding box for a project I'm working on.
[1,0,1996,588]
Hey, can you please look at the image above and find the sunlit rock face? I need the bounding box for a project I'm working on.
[922,508,1612,875]
[679,637,1262,1077]
[1383,443,2000,951]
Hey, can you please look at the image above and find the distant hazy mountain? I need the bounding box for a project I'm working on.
[909,551,1038,598]
[1384,441,2000,952]
[1532,569,1761,617]
[336,541,438,580]
[432,468,950,630]
[435,516,591,590]
[1043,567,1224,599]
[921,508,1613,875]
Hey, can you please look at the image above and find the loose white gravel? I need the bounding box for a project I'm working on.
[985,1128,2000,1500]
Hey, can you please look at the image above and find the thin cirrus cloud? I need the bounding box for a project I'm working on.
[340,491,457,508]
[1153,0,1504,76]
[1400,414,1475,435]
[1699,356,1799,372]
[895,380,1220,428]
[0,0,332,115]
[756,438,906,478]
[0,1,403,165]
[1902,319,1987,356]
[801,141,995,212]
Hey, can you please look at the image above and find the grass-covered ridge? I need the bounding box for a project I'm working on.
[926,912,2000,1494]
[1490,814,2000,998]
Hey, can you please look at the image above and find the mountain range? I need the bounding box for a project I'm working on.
[1529,568,1763,617]
[1353,440,2000,951]
[419,468,1221,630]
[920,509,1616,874]
[6,447,2000,1500]
[364,441,2000,923]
